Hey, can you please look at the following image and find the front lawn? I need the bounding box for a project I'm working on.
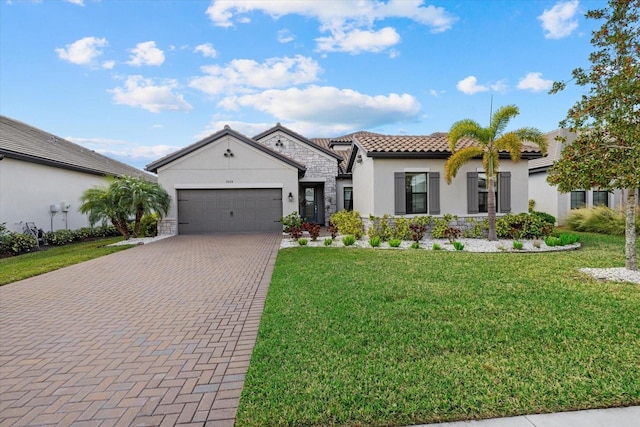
[236,233,640,426]
[0,237,134,285]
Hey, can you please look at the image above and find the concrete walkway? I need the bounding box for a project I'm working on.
[0,234,280,426]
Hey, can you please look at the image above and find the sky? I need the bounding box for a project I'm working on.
[0,0,605,170]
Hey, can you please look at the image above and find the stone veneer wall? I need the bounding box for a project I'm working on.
[259,134,338,225]
[158,218,177,236]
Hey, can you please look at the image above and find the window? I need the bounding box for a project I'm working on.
[344,187,353,211]
[405,173,428,214]
[395,172,439,215]
[477,173,497,213]
[570,191,586,209]
[592,190,609,207]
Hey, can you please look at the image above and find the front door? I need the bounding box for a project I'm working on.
[302,186,318,223]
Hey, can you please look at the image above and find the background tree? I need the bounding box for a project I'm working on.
[445,105,547,241]
[548,0,639,270]
[79,176,170,239]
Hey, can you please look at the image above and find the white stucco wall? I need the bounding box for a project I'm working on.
[353,156,531,218]
[336,178,353,212]
[156,135,300,234]
[0,157,109,233]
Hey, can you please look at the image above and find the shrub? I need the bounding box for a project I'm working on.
[528,199,536,213]
[432,214,458,239]
[496,213,553,239]
[287,226,303,240]
[565,206,638,236]
[391,218,411,240]
[409,223,427,242]
[452,241,465,251]
[444,227,462,243]
[410,242,420,249]
[280,211,303,232]
[559,233,579,246]
[432,243,442,251]
[6,233,37,254]
[323,238,333,246]
[302,222,321,241]
[369,236,381,247]
[512,240,524,250]
[389,238,402,248]
[332,210,364,239]
[533,239,541,249]
[327,221,339,239]
[138,213,158,237]
[531,211,556,225]
[45,229,77,246]
[462,217,489,238]
[342,235,356,246]
[297,238,308,246]
[545,236,559,247]
[368,215,393,241]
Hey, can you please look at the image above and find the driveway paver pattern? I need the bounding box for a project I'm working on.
[0,233,280,426]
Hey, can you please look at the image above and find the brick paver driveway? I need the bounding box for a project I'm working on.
[0,233,280,426]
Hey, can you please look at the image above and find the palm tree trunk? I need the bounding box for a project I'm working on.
[112,217,130,240]
[487,175,497,241]
[134,207,144,238]
[625,188,637,271]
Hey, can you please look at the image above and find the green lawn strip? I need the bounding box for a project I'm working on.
[0,237,134,285]
[237,233,640,426]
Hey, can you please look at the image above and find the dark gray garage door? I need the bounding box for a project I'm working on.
[177,189,283,234]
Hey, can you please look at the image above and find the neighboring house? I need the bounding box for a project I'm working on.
[0,115,153,233]
[147,124,545,235]
[529,129,626,224]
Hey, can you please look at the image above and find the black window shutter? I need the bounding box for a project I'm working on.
[499,172,511,213]
[428,172,440,215]
[467,172,479,214]
[394,172,406,215]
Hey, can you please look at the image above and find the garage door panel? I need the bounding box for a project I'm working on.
[178,189,282,234]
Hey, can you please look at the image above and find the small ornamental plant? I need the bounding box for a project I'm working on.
[452,241,465,251]
[389,238,402,248]
[545,236,559,247]
[327,221,339,239]
[410,241,420,249]
[302,222,321,241]
[323,238,333,246]
[297,238,308,246]
[369,236,381,247]
[533,239,542,249]
[432,243,442,251]
[444,227,462,243]
[288,226,303,240]
[342,235,356,246]
[409,223,427,242]
[512,240,524,250]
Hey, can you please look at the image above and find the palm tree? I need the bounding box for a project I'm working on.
[444,105,547,241]
[79,176,170,239]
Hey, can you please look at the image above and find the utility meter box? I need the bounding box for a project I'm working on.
[49,204,60,213]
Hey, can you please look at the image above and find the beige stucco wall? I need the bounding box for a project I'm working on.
[353,156,531,218]
[156,135,300,234]
[0,157,109,233]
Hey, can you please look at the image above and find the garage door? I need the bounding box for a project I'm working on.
[177,189,283,234]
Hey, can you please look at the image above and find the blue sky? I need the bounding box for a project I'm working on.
[0,0,603,170]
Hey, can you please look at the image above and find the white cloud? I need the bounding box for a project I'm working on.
[189,55,321,95]
[194,43,217,58]
[316,27,400,54]
[109,75,192,113]
[277,29,295,43]
[517,72,553,92]
[102,60,115,70]
[538,0,579,39]
[126,41,165,66]
[66,0,84,5]
[219,85,420,131]
[456,76,489,95]
[205,0,456,54]
[55,36,107,66]
[490,79,508,94]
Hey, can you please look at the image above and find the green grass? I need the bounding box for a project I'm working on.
[236,233,640,426]
[0,237,134,285]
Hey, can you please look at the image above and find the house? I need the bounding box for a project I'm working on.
[528,129,626,224]
[0,115,153,233]
[147,124,545,235]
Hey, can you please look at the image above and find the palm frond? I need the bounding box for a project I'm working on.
[444,146,484,184]
[448,119,485,151]
[494,132,523,162]
[515,127,548,155]
[482,151,500,177]
[490,105,519,137]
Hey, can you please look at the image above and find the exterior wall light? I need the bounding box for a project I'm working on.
[356,154,363,163]
[276,138,283,147]
[288,192,294,202]
[224,148,234,157]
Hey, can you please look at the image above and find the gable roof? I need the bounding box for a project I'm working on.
[311,131,381,176]
[0,115,153,181]
[145,125,306,175]
[253,123,343,161]
[528,129,575,174]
